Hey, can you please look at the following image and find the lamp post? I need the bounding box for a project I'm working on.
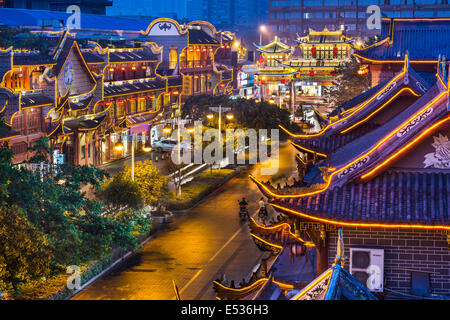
[260,25,266,45]
[114,133,152,181]
[206,104,234,175]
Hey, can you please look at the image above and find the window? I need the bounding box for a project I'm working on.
[411,271,431,296]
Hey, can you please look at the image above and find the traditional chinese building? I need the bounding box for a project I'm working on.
[247,54,450,299]
[0,11,236,166]
[250,28,352,116]
[354,18,450,87]
[252,36,295,105]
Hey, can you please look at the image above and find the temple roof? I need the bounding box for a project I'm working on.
[272,170,449,228]
[355,18,450,62]
[104,78,166,97]
[289,263,377,300]
[63,113,107,132]
[13,52,55,66]
[81,51,105,64]
[109,49,159,63]
[21,93,53,108]
[297,27,352,45]
[287,64,429,156]
[188,29,220,45]
[254,36,293,55]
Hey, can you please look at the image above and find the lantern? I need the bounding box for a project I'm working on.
[226,113,234,120]
[310,70,315,77]
[281,79,285,84]
[333,47,338,56]
[131,66,136,71]
[109,67,114,72]
[332,71,337,77]
[312,47,316,55]
[121,67,126,71]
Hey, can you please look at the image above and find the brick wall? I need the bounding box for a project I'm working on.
[327,227,449,296]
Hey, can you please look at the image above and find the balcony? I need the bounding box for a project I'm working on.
[180,59,213,70]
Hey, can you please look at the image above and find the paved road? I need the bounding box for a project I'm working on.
[73,143,298,300]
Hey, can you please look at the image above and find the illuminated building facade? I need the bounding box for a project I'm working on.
[0,10,236,166]
[249,28,351,116]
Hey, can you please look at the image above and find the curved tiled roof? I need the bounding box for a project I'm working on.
[273,170,449,227]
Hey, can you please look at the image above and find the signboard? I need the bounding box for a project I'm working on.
[182,76,192,95]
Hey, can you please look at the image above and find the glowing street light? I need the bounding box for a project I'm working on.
[163,125,172,134]
[226,113,234,120]
[114,138,124,151]
[206,113,214,120]
[186,125,195,134]
[142,141,152,153]
[259,25,266,45]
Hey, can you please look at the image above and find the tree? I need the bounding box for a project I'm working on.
[322,56,371,112]
[182,94,298,139]
[27,136,53,164]
[122,160,167,208]
[99,175,144,212]
[0,206,52,297]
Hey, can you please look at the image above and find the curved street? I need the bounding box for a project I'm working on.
[73,143,297,300]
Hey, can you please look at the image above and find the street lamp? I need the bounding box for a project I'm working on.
[226,113,234,121]
[163,125,172,135]
[186,125,195,134]
[114,134,152,181]
[142,141,152,153]
[260,25,266,45]
[206,113,214,120]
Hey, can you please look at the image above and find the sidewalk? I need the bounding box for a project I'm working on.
[100,151,171,176]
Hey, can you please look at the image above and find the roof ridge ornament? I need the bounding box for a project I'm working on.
[334,228,345,267]
[442,56,447,88]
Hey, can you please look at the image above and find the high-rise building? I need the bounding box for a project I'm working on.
[269,0,450,43]
[107,0,186,19]
[0,0,113,14]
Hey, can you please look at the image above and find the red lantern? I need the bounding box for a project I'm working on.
[109,68,114,72]
[310,70,315,77]
[312,47,316,55]
[332,71,337,77]
[334,47,338,55]
[261,80,265,85]
[281,79,285,84]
